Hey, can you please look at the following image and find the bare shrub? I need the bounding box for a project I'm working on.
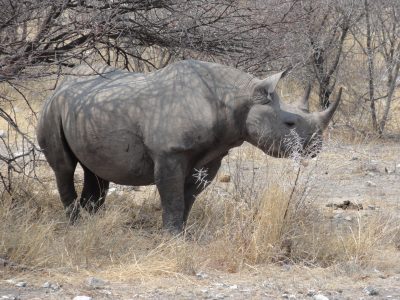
[184,141,400,272]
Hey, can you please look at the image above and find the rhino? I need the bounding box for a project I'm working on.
[37,60,341,233]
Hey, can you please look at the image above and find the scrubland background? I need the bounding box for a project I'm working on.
[0,1,399,299]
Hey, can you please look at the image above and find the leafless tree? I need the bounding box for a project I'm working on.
[286,0,361,109]
[350,0,400,135]
[0,0,303,80]
[375,0,400,134]
[0,0,302,194]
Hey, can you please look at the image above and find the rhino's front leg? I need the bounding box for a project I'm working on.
[183,156,224,224]
[154,154,188,233]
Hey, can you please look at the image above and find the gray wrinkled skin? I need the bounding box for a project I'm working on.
[37,60,340,233]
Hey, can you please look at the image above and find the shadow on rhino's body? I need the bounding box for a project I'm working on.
[37,59,341,233]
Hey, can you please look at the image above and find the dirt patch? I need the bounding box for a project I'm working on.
[1,266,400,299]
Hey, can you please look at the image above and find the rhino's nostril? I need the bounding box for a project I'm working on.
[285,121,296,128]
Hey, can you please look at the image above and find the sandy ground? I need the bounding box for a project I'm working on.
[1,266,400,299]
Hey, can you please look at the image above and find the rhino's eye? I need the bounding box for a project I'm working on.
[262,98,272,105]
[253,90,273,105]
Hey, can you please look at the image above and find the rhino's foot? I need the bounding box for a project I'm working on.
[65,201,81,224]
[161,227,197,243]
[162,219,184,236]
[163,226,183,236]
[82,200,104,215]
[161,229,181,240]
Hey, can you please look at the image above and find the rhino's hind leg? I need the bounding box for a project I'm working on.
[80,165,110,214]
[39,130,79,222]
[54,168,79,222]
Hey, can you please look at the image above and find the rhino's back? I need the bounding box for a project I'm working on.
[59,60,249,145]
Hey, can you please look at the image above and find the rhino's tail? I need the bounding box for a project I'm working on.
[37,104,78,172]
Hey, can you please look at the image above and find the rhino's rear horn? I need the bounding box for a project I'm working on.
[298,83,311,112]
[317,87,343,129]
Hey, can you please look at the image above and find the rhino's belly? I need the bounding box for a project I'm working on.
[81,153,155,186]
[68,130,155,186]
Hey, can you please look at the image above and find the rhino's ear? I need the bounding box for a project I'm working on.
[259,71,286,94]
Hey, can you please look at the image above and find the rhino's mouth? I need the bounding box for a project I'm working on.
[303,132,323,158]
[279,130,323,159]
[251,130,323,159]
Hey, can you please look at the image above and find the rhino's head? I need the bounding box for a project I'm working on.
[244,72,341,158]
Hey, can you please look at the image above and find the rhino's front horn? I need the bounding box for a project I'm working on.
[297,84,311,112]
[317,87,342,129]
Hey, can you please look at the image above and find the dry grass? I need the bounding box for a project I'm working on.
[1,143,399,283]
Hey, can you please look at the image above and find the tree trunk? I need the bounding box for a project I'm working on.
[364,0,379,133]
[379,59,400,134]
[319,80,332,109]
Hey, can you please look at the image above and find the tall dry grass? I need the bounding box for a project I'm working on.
[1,142,399,282]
